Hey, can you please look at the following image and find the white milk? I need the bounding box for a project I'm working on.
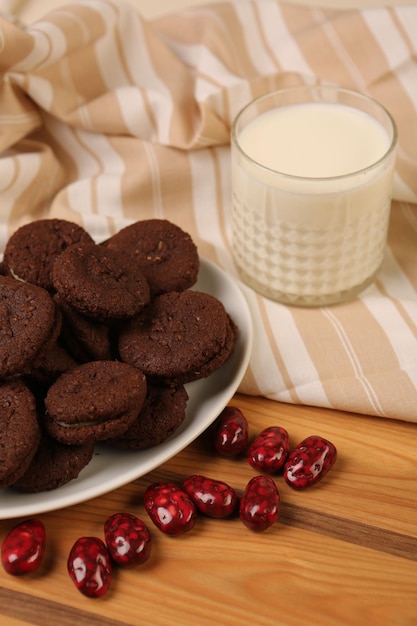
[231,93,397,306]
[238,103,389,178]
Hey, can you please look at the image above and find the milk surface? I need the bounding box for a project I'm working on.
[238,102,390,178]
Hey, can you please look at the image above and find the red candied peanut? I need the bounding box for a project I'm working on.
[104,513,151,568]
[144,482,197,536]
[182,475,239,518]
[247,426,289,474]
[67,536,112,598]
[239,475,280,532]
[213,406,248,456]
[1,518,46,576]
[284,435,337,490]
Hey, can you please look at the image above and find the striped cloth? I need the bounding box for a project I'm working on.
[1,0,417,422]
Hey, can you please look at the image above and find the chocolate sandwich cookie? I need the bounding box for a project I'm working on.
[103,219,199,295]
[0,276,57,378]
[29,298,63,365]
[55,294,114,362]
[11,434,94,492]
[26,299,79,383]
[118,290,233,383]
[29,340,79,385]
[3,219,94,292]
[44,360,147,445]
[52,243,151,321]
[0,379,41,488]
[175,314,238,384]
[105,383,188,449]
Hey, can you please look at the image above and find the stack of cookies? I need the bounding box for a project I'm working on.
[0,218,238,493]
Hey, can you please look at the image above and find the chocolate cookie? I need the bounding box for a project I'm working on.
[11,434,94,492]
[178,314,238,384]
[29,340,79,385]
[105,383,188,449]
[3,219,94,292]
[52,243,150,321]
[0,379,41,488]
[103,219,199,295]
[44,360,147,444]
[55,294,114,362]
[118,290,234,383]
[0,276,58,378]
[24,299,79,384]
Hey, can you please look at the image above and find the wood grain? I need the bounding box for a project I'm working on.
[279,502,417,560]
[1,394,416,626]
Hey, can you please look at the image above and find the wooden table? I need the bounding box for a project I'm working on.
[0,394,416,626]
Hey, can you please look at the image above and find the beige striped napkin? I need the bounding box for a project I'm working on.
[1,0,417,422]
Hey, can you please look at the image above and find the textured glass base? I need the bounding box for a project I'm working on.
[236,264,380,307]
[232,192,390,307]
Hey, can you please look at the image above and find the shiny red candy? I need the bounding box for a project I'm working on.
[67,536,112,598]
[239,475,280,532]
[1,519,46,576]
[213,406,248,457]
[182,474,239,518]
[104,513,151,568]
[284,435,337,489]
[144,482,197,536]
[247,426,289,474]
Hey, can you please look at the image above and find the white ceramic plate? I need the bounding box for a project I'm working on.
[0,258,253,519]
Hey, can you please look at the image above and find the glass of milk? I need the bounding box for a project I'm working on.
[231,85,397,306]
